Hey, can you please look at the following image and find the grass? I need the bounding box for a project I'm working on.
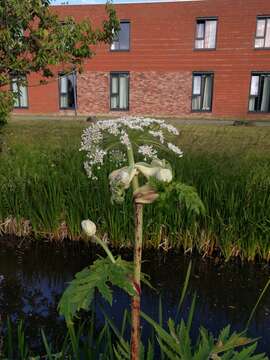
[0,118,270,261]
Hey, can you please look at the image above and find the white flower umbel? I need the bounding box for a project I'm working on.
[138,145,157,160]
[81,219,96,237]
[148,130,165,144]
[80,117,183,180]
[167,143,183,157]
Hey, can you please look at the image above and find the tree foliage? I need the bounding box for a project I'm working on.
[0,0,119,124]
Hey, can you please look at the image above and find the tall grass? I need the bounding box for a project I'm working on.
[0,120,269,261]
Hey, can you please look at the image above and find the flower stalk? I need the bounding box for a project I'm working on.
[127,146,139,191]
[93,235,116,264]
[126,144,143,360]
[81,219,116,264]
[131,202,143,360]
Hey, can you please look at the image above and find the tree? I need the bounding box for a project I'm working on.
[0,0,119,125]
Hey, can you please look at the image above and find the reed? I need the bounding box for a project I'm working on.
[0,119,269,262]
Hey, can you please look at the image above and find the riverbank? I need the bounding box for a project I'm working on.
[0,118,270,261]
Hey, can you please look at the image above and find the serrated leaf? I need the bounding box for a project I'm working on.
[58,256,137,325]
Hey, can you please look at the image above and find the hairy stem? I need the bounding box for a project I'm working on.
[92,235,116,264]
[131,202,143,360]
[127,145,143,360]
[127,146,139,191]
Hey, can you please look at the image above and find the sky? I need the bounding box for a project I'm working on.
[51,0,200,5]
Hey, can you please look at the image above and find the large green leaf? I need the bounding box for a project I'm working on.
[58,256,138,325]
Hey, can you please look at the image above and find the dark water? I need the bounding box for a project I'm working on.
[0,241,270,356]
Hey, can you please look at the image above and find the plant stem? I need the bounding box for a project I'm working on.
[93,235,116,264]
[127,145,143,360]
[127,147,139,191]
[131,202,143,360]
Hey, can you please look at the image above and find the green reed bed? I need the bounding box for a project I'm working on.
[0,119,269,261]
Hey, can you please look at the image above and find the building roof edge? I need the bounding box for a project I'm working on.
[51,0,205,7]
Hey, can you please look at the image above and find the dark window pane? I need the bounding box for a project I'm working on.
[202,75,212,110]
[111,21,130,50]
[59,72,76,109]
[11,76,28,108]
[192,73,213,111]
[119,22,130,50]
[260,76,270,112]
[255,17,270,48]
[249,73,270,112]
[110,73,129,110]
[195,19,217,49]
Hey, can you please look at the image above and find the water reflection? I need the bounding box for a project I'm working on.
[0,243,269,355]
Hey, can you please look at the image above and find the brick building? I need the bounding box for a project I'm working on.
[12,0,270,120]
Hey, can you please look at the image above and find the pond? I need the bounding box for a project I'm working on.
[0,239,270,356]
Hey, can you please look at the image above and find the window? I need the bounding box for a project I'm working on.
[111,21,130,51]
[249,73,270,112]
[110,72,129,111]
[11,76,28,108]
[59,72,77,109]
[255,17,270,48]
[195,18,217,49]
[192,73,214,111]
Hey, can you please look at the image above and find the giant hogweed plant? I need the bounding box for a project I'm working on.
[59,117,206,359]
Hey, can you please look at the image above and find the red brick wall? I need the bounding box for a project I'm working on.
[78,72,108,115]
[78,71,192,117]
[131,72,192,116]
[13,0,270,120]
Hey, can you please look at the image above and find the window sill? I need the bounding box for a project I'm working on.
[110,49,130,52]
[248,111,270,114]
[110,108,129,111]
[193,48,216,51]
[191,110,212,113]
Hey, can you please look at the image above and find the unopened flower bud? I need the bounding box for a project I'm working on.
[109,167,137,189]
[155,168,173,182]
[81,219,96,237]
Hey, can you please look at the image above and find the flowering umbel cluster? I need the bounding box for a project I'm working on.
[80,117,183,180]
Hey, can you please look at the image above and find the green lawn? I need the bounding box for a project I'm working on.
[4,117,270,156]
